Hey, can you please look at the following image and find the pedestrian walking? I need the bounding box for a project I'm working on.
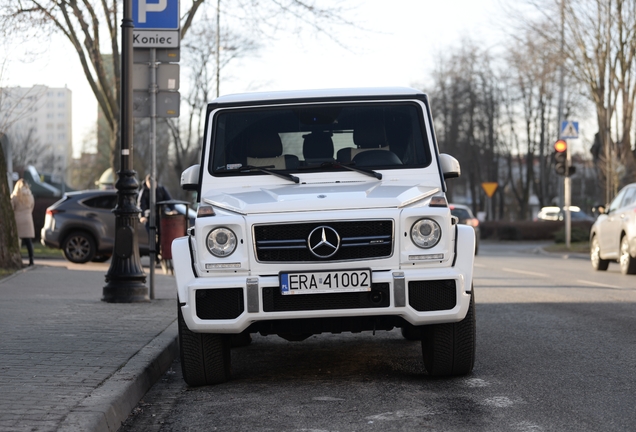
[10,178,35,266]
[138,174,176,228]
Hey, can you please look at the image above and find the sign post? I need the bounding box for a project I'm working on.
[560,120,579,249]
[481,182,498,221]
[133,0,180,298]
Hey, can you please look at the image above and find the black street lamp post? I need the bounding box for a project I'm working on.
[102,0,149,303]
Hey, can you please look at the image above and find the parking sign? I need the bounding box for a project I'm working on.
[133,0,179,30]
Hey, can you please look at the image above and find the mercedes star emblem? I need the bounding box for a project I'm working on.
[308,226,340,258]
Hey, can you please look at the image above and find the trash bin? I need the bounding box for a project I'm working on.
[157,200,189,260]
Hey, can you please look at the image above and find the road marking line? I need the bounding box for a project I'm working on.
[502,268,548,277]
[474,263,486,268]
[577,280,621,289]
[482,396,515,408]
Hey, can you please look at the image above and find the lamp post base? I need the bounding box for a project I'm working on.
[102,280,149,303]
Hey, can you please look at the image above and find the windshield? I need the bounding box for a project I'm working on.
[209,102,431,177]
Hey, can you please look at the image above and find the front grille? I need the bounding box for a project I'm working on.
[262,283,390,312]
[408,280,456,311]
[195,288,244,319]
[254,220,393,262]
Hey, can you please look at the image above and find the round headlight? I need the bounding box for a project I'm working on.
[411,218,441,249]
[206,227,237,257]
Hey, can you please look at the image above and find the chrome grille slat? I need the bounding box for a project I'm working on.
[253,220,394,263]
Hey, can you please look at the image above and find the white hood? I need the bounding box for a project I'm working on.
[203,182,440,215]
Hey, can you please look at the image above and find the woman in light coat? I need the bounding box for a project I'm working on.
[10,179,35,266]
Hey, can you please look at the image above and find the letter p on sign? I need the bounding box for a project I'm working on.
[138,0,167,23]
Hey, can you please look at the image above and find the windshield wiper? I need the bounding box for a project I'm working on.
[301,161,382,180]
[216,165,299,183]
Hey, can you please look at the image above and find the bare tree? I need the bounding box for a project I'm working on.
[1,61,30,269]
[514,0,636,200]
[0,85,47,163]
[427,31,588,220]
[501,24,562,219]
[9,128,43,169]
[0,0,354,174]
[0,139,22,270]
[166,8,259,194]
[427,39,503,218]
[0,0,356,253]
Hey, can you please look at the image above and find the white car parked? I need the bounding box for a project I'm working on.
[590,182,636,274]
[173,87,476,386]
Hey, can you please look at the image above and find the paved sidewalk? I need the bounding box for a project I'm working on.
[0,259,178,432]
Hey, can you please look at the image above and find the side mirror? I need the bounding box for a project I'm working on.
[181,164,200,191]
[439,154,461,179]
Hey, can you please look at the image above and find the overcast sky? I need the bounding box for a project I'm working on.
[2,0,505,157]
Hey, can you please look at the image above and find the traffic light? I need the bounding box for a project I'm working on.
[554,139,567,176]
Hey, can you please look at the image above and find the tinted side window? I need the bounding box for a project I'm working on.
[83,195,117,210]
[609,188,627,213]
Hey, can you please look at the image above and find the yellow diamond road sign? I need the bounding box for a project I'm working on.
[481,182,498,198]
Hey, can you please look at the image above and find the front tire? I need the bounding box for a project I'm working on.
[62,231,96,264]
[421,292,476,376]
[619,236,636,275]
[591,235,610,271]
[178,306,231,387]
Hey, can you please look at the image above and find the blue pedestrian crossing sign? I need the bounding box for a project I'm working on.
[560,121,579,139]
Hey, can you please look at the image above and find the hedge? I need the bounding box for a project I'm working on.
[479,220,593,241]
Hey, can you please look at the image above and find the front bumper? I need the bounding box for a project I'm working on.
[173,225,475,334]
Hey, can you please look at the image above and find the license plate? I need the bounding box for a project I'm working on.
[280,269,372,295]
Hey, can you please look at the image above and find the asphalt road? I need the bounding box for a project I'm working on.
[119,241,636,432]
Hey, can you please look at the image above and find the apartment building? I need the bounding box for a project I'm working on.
[0,85,73,178]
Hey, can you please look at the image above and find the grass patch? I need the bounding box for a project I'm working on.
[544,241,590,254]
[20,241,63,259]
[0,268,17,280]
[0,242,62,280]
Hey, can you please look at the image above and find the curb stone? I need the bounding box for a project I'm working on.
[58,321,178,432]
[537,247,589,260]
[0,264,37,284]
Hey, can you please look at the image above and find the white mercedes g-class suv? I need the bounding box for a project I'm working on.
[173,87,476,386]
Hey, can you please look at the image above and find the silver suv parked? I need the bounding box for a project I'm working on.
[590,182,636,274]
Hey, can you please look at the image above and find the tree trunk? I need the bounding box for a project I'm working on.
[0,144,23,270]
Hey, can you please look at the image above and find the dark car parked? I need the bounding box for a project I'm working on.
[41,190,194,264]
[450,203,480,255]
